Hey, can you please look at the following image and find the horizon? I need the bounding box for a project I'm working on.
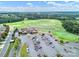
[0,11,79,12]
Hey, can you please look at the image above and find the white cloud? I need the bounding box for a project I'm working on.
[46,1,61,6]
[46,1,79,10]
[0,1,79,12]
[47,1,65,7]
[47,1,54,5]
[0,6,59,12]
[26,2,33,6]
[0,6,78,12]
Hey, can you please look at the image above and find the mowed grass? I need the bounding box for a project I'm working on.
[4,19,79,42]
[20,43,28,57]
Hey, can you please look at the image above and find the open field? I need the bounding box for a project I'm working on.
[2,19,79,42]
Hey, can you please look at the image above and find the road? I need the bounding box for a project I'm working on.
[8,48,14,57]
[0,26,15,57]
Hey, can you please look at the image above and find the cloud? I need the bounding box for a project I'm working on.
[26,2,33,6]
[46,1,79,10]
[47,1,55,5]
[46,1,75,6]
[46,1,66,7]
[0,1,79,12]
[0,6,59,12]
[0,6,79,12]
[46,1,60,6]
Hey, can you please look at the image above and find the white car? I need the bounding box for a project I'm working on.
[27,48,29,53]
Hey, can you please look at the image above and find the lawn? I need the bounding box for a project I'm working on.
[3,19,79,42]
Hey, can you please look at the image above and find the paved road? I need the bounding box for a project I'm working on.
[8,44,21,57]
[16,44,21,57]
[8,48,14,57]
[0,27,15,57]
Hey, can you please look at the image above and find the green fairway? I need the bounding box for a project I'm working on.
[3,19,79,42]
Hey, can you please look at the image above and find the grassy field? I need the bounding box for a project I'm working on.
[3,19,79,42]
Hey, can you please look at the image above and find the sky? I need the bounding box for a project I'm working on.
[0,1,79,12]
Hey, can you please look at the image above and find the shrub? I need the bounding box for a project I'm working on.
[60,40,64,44]
[1,32,7,39]
[43,54,48,57]
[13,38,20,50]
[1,25,9,39]
[5,25,9,32]
[56,53,63,57]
